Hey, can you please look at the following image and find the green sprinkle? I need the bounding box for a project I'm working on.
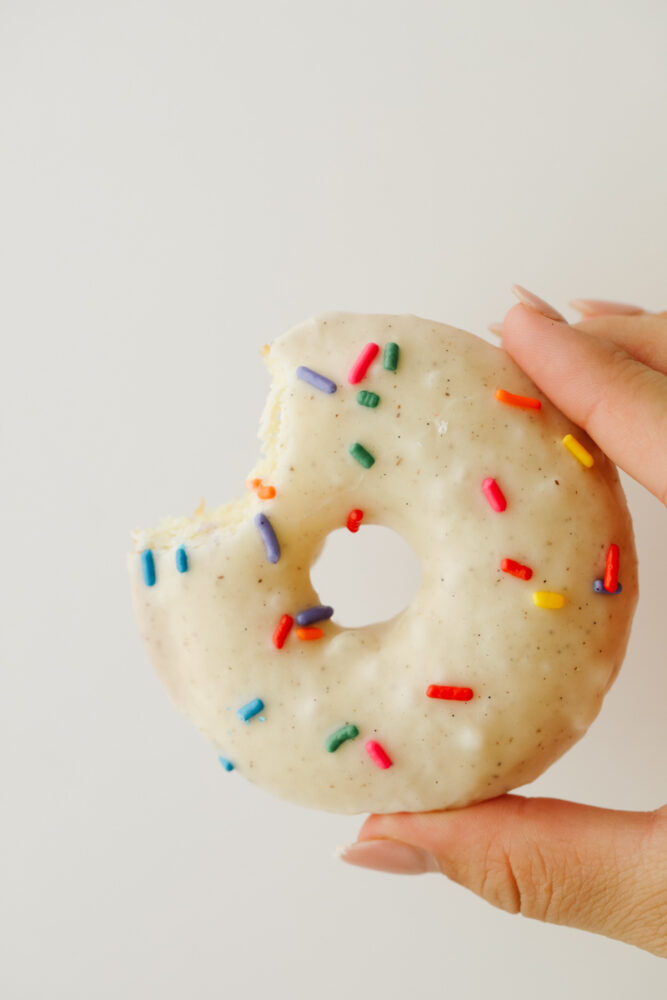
[383,342,399,371]
[349,442,375,468]
[357,390,380,408]
[325,724,360,753]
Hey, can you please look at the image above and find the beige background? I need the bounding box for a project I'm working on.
[2,1,666,997]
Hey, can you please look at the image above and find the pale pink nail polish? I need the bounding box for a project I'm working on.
[569,298,644,317]
[336,839,440,875]
[511,284,565,322]
[488,322,504,338]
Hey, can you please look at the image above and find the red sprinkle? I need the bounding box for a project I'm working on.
[365,740,392,769]
[296,627,324,641]
[346,508,364,532]
[495,389,542,410]
[348,342,380,384]
[426,685,474,702]
[272,614,294,649]
[604,543,620,593]
[482,477,507,512]
[500,558,533,581]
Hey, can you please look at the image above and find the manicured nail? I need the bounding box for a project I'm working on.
[337,839,440,875]
[569,298,644,317]
[511,284,565,322]
[488,322,504,338]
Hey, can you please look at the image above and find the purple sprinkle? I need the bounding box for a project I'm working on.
[295,605,334,626]
[255,513,280,563]
[296,366,337,394]
[593,578,622,595]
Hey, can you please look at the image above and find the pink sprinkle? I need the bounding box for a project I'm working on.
[365,739,392,769]
[482,477,507,512]
[348,342,380,384]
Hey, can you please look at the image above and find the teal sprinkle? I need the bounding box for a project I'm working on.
[349,442,375,468]
[141,550,156,587]
[325,724,360,753]
[218,756,235,772]
[357,390,380,408]
[383,342,399,371]
[175,545,188,573]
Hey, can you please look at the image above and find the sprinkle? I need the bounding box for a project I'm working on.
[357,390,380,408]
[175,545,188,573]
[383,342,399,371]
[365,740,392,769]
[426,685,474,702]
[218,756,235,772]
[237,698,264,722]
[349,442,375,468]
[562,434,594,468]
[500,558,533,581]
[295,605,334,626]
[296,366,337,394]
[532,591,566,609]
[141,549,156,586]
[246,477,277,500]
[325,724,360,753]
[348,342,380,384]
[604,543,620,593]
[346,508,364,532]
[272,614,294,649]
[495,389,542,410]
[593,579,623,595]
[254,512,281,563]
[296,627,324,641]
[482,477,507,512]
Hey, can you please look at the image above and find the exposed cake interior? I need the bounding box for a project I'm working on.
[131,345,288,553]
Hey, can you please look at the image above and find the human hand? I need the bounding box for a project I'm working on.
[338,289,667,958]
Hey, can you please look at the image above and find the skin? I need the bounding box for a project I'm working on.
[354,300,667,958]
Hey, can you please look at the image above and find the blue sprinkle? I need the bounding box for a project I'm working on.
[296,366,337,394]
[593,578,623,595]
[255,513,281,563]
[237,698,264,723]
[141,549,156,587]
[175,545,188,573]
[295,605,334,626]
[218,756,235,772]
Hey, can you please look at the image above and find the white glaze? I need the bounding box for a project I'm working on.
[128,313,638,813]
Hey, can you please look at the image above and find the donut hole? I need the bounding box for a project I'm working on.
[309,525,421,628]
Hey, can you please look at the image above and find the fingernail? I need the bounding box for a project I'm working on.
[511,284,565,322]
[336,839,440,875]
[569,298,644,317]
[488,322,504,338]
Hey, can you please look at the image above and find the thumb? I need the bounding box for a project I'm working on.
[341,795,667,957]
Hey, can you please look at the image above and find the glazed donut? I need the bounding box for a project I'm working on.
[128,313,637,814]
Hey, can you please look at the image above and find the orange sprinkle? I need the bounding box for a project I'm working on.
[246,478,276,500]
[495,389,542,410]
[296,627,324,641]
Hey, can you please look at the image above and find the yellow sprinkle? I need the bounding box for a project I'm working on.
[193,498,206,516]
[533,591,566,610]
[562,434,594,468]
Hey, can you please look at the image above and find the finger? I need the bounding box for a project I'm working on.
[569,298,644,318]
[572,313,667,375]
[500,304,667,506]
[345,796,667,957]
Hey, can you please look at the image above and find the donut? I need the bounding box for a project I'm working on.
[128,312,638,814]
